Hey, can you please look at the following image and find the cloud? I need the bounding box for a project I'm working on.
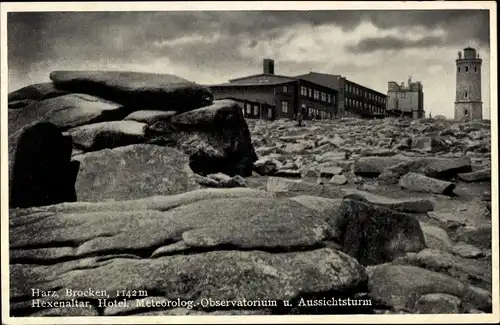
[346,35,446,53]
[6,9,492,119]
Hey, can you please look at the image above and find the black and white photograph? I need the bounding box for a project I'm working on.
[1,1,498,324]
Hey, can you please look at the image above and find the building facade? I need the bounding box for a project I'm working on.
[386,78,425,119]
[209,59,338,120]
[295,72,388,118]
[454,47,483,120]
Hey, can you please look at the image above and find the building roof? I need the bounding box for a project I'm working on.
[294,72,343,90]
[210,73,297,87]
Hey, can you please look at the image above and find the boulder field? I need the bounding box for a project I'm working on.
[8,71,492,316]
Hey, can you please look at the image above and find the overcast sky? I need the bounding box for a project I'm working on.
[7,8,491,118]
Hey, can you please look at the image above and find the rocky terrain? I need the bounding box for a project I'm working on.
[8,71,492,317]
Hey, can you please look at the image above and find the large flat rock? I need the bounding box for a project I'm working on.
[8,82,69,103]
[8,93,125,135]
[68,120,148,151]
[11,248,368,316]
[342,189,434,213]
[74,144,199,202]
[10,196,332,263]
[50,70,213,112]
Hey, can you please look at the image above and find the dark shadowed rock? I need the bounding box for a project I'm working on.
[50,70,213,112]
[8,122,77,208]
[123,110,177,124]
[8,99,36,109]
[146,100,257,177]
[75,144,200,202]
[368,264,491,312]
[458,169,491,182]
[336,198,426,265]
[67,120,147,151]
[399,172,455,195]
[8,93,126,135]
[8,82,68,103]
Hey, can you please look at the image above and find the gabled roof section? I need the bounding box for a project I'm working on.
[294,72,342,90]
[210,73,298,87]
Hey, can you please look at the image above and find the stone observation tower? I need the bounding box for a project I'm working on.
[454,47,482,120]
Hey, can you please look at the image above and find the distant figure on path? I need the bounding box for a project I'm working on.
[296,109,303,127]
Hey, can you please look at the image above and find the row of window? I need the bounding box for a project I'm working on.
[458,66,478,73]
[346,84,385,103]
[346,97,385,112]
[299,86,335,104]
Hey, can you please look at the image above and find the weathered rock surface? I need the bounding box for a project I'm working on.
[399,172,456,195]
[354,155,411,176]
[266,177,346,198]
[8,122,77,208]
[123,110,177,124]
[68,120,148,151]
[146,100,257,177]
[343,189,434,213]
[50,70,214,111]
[8,93,125,135]
[368,264,491,312]
[413,293,463,314]
[336,198,426,265]
[392,249,492,291]
[8,82,69,103]
[74,144,200,202]
[458,168,491,182]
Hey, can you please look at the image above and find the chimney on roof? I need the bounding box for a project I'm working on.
[263,59,275,75]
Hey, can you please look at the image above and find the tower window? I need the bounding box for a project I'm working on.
[465,91,468,99]
[465,66,469,72]
[458,67,460,73]
[474,66,477,72]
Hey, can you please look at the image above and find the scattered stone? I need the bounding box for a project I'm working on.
[302,168,319,178]
[419,222,454,251]
[266,177,345,199]
[330,175,348,185]
[452,243,485,259]
[413,293,463,314]
[75,144,200,202]
[392,249,492,291]
[368,264,491,312]
[319,166,343,178]
[399,172,455,195]
[354,155,411,176]
[253,158,282,176]
[458,169,491,182]
[453,225,492,250]
[273,169,302,178]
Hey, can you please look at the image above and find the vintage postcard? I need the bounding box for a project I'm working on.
[1,1,498,324]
